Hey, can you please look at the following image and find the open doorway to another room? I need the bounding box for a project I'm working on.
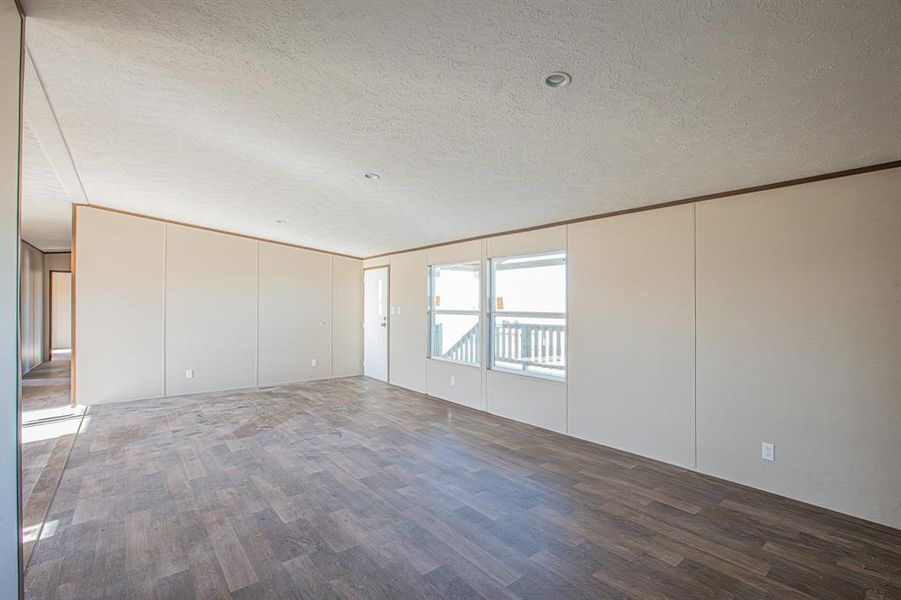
[49,269,71,360]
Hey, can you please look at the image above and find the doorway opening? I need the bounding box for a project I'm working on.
[363,266,389,381]
[49,270,72,360]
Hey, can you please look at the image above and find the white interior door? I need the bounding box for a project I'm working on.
[363,267,389,381]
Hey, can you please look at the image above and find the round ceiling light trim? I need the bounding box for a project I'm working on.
[363,172,381,180]
[544,71,572,88]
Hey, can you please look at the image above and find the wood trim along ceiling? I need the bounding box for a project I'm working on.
[365,159,901,259]
[74,160,899,262]
[73,203,362,261]
[21,239,69,255]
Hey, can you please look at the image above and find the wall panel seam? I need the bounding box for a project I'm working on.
[255,241,260,388]
[162,223,167,397]
[692,203,698,470]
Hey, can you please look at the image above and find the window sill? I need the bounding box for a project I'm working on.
[427,357,481,369]
[488,366,566,384]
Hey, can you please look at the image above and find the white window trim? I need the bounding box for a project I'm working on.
[427,261,481,366]
[488,251,567,380]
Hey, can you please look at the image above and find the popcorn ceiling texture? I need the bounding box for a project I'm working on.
[20,0,901,257]
[22,122,72,252]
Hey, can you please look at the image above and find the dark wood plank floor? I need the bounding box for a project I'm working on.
[25,377,901,599]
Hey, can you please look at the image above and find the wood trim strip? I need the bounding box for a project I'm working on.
[70,203,77,407]
[364,159,901,259]
[73,203,364,260]
[20,239,70,255]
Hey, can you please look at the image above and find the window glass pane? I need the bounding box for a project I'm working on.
[431,313,480,364]
[492,253,565,314]
[492,315,565,377]
[431,262,480,311]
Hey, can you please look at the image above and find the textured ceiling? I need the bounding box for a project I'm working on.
[21,121,72,252]
[20,0,901,257]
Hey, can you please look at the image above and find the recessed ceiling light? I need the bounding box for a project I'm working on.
[544,71,572,88]
[275,219,287,224]
[363,172,381,180]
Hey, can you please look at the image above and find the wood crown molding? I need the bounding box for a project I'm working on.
[73,203,364,260]
[71,160,900,262]
[22,239,70,255]
[364,159,901,260]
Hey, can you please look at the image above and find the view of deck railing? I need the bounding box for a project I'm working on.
[440,323,480,364]
[439,321,565,372]
[493,321,565,372]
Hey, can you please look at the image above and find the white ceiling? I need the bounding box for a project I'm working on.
[21,121,72,252]
[20,0,901,257]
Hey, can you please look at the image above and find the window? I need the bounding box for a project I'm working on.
[490,252,566,378]
[428,262,480,365]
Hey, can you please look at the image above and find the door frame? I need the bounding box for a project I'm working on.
[48,269,72,360]
[362,265,390,382]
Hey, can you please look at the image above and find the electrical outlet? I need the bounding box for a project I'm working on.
[185,369,194,379]
[450,375,456,387]
[761,442,775,461]
[311,358,318,367]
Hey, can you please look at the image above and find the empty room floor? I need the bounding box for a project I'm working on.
[24,377,901,599]
[21,359,85,567]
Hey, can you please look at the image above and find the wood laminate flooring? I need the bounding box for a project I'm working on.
[25,377,901,599]
[21,359,83,567]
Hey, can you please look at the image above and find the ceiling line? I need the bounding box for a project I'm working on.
[73,203,365,261]
[24,46,88,205]
[363,159,901,260]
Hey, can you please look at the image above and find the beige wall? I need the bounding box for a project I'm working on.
[487,370,566,432]
[696,169,901,529]
[75,207,166,404]
[75,206,362,404]
[20,243,44,373]
[388,250,428,393]
[427,359,482,409]
[568,205,696,468]
[331,256,362,377]
[258,241,331,386]
[376,168,901,529]
[74,167,901,527]
[165,224,258,395]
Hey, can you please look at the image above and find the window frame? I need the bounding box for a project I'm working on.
[427,261,482,367]
[488,251,567,381]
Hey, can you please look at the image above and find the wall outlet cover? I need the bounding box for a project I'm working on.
[185,369,194,379]
[450,376,456,387]
[311,358,318,367]
[761,442,775,461]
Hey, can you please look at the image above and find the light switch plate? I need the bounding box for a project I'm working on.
[311,359,318,367]
[761,442,775,461]
[185,369,194,379]
[450,376,456,387]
